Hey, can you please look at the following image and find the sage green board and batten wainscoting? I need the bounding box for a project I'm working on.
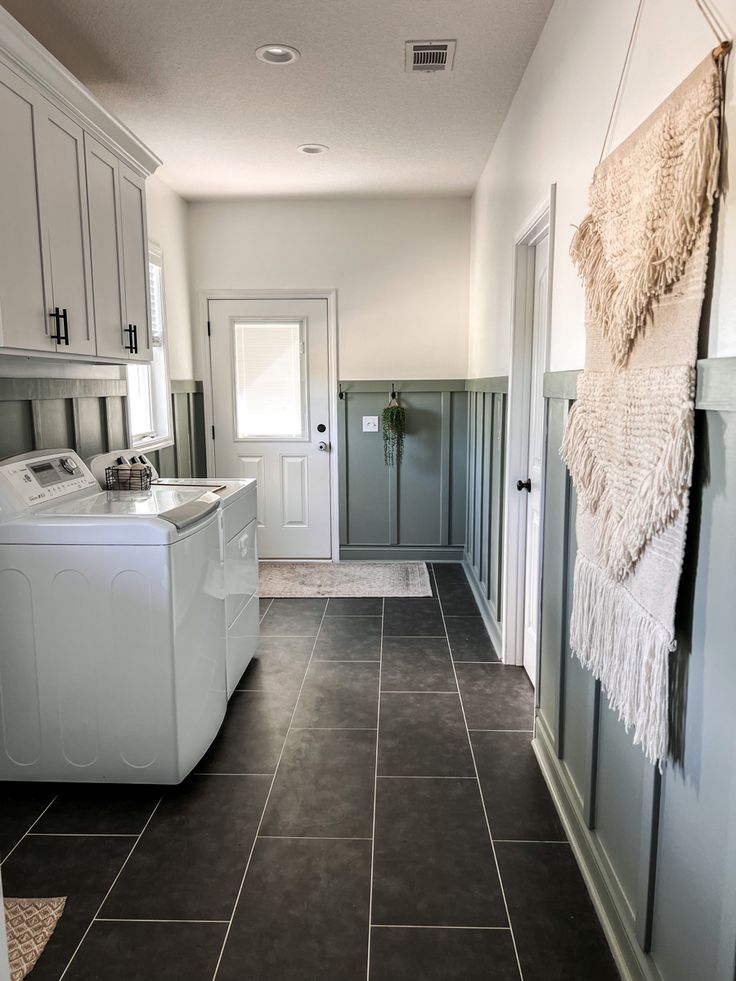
[0,377,205,479]
[337,380,467,560]
[534,357,736,981]
[463,377,507,654]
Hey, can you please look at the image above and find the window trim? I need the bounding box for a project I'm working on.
[126,243,174,452]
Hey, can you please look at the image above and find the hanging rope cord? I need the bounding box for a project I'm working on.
[598,0,731,165]
[598,0,646,164]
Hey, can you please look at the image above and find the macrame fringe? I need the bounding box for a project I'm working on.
[559,399,608,513]
[562,396,695,581]
[571,109,721,367]
[570,553,671,767]
[602,400,694,579]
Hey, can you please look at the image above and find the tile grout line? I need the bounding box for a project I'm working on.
[376,775,476,780]
[371,923,512,930]
[96,917,230,924]
[380,690,458,696]
[28,833,138,838]
[312,658,379,663]
[59,795,164,979]
[0,794,59,868]
[258,835,373,841]
[430,565,526,981]
[468,729,534,733]
[494,839,569,844]
[365,595,385,981]
[209,598,330,981]
[290,726,377,731]
[193,772,274,777]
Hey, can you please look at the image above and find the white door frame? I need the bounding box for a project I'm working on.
[501,186,556,667]
[199,288,340,562]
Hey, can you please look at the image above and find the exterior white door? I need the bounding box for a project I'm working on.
[208,297,332,559]
[522,232,549,686]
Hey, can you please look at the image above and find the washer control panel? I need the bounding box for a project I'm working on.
[0,450,97,510]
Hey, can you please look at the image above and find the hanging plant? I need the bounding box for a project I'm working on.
[382,396,406,468]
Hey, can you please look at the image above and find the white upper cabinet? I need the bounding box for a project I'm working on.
[36,100,95,356]
[119,164,152,362]
[85,134,126,359]
[0,64,49,353]
[0,7,160,363]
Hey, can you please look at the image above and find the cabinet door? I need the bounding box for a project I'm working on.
[84,135,129,359]
[36,101,95,356]
[0,64,50,352]
[119,163,152,362]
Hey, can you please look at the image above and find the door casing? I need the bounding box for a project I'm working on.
[199,288,340,562]
[503,188,556,676]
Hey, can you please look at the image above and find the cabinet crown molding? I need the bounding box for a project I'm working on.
[0,6,161,177]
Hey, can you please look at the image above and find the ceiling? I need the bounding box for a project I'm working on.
[2,0,553,199]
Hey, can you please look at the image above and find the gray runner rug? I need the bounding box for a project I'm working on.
[259,561,432,597]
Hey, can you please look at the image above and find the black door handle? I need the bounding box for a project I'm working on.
[60,308,69,345]
[516,478,532,492]
[124,324,135,353]
[132,324,138,354]
[50,307,62,343]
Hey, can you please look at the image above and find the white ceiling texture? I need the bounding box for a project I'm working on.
[3,0,553,198]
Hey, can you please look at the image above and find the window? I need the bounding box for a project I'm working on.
[233,321,306,439]
[127,245,172,449]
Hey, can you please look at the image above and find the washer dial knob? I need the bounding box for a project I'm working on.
[60,456,77,475]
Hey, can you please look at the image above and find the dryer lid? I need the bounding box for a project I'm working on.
[0,487,221,545]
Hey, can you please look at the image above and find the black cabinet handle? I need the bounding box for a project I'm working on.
[132,324,138,354]
[60,308,69,346]
[516,478,532,492]
[49,307,62,343]
[124,324,135,353]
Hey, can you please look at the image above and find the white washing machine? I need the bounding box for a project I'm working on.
[88,450,259,697]
[0,449,228,784]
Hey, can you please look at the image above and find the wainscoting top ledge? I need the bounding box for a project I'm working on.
[170,379,204,394]
[465,376,508,393]
[0,377,127,402]
[340,379,466,392]
[544,357,736,411]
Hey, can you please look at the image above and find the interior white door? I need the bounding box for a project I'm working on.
[208,298,332,559]
[522,232,549,686]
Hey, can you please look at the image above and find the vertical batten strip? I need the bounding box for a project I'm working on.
[71,398,82,453]
[481,391,492,593]
[439,391,451,545]
[103,396,114,452]
[30,399,42,450]
[635,766,661,952]
[337,391,349,545]
[494,393,507,619]
[473,392,484,572]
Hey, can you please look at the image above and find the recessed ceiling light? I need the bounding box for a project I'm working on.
[255,44,301,65]
[298,143,329,154]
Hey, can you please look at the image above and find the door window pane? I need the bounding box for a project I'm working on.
[234,321,305,438]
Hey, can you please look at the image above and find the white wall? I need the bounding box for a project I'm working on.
[469,0,736,376]
[146,174,194,379]
[187,197,471,380]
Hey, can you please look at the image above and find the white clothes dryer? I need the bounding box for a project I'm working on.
[0,449,227,784]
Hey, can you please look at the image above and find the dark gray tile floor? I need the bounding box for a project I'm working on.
[0,564,619,980]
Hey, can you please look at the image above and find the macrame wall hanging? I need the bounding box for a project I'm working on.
[560,1,729,766]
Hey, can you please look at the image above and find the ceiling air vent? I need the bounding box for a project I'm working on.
[405,40,456,73]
